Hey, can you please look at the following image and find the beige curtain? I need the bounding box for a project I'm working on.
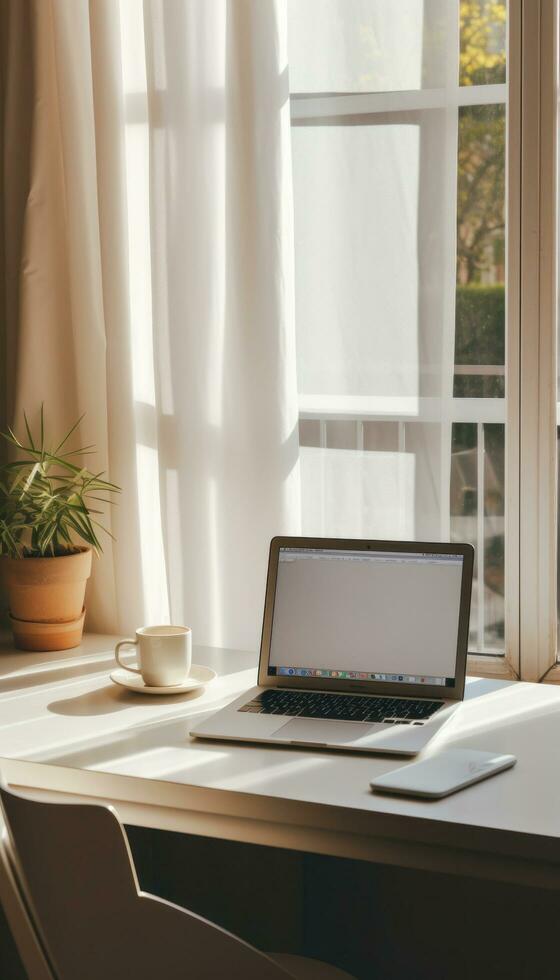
[1,0,144,633]
[0,1,32,453]
[0,0,300,648]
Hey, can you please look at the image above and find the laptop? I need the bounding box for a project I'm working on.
[190,536,474,756]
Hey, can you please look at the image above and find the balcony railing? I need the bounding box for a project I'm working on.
[299,382,507,656]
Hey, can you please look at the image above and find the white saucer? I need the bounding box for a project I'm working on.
[110,664,216,695]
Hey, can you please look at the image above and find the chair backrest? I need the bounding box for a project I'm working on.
[0,784,295,980]
[0,818,55,980]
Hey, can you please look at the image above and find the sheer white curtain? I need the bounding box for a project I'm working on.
[6,0,299,650]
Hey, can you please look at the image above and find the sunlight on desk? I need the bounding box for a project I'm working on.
[2,637,560,892]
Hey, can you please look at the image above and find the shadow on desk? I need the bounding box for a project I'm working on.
[126,826,557,980]
[0,658,116,694]
[48,684,206,717]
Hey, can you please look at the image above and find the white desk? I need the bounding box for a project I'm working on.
[1,633,560,890]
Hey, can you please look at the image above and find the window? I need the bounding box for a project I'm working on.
[289,1,558,682]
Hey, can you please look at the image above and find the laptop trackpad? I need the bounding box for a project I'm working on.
[271,718,382,745]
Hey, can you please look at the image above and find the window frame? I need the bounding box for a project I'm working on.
[291,1,559,682]
[466,0,558,684]
[514,0,558,682]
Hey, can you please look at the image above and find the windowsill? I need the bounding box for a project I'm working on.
[541,664,560,684]
[467,653,517,680]
[468,656,560,684]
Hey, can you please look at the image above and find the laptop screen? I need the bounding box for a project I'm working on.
[267,546,465,690]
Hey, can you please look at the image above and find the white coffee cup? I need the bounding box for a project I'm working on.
[115,625,192,687]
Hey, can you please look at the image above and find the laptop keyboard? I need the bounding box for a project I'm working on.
[238,690,444,725]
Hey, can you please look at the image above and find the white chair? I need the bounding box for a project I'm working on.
[0,782,355,980]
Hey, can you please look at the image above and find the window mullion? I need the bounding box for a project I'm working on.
[290,84,508,121]
[505,0,522,678]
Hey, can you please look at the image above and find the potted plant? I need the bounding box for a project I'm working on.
[0,408,120,651]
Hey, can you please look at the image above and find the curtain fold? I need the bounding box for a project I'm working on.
[142,0,300,649]
[0,0,34,452]
[1,0,300,650]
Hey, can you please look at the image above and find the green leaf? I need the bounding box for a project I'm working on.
[1,429,23,450]
[0,410,120,557]
[23,411,35,451]
[57,445,96,458]
[21,461,41,496]
[54,414,86,455]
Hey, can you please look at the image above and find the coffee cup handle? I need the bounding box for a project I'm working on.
[115,639,141,674]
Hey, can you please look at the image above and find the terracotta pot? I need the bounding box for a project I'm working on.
[9,609,86,652]
[4,548,92,651]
